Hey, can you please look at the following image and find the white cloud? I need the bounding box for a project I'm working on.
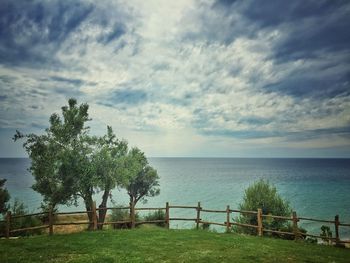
[0,0,349,157]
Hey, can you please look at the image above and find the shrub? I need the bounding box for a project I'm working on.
[109,205,140,229]
[143,210,166,227]
[201,222,211,231]
[234,179,292,236]
[320,225,332,245]
[9,199,43,236]
[278,224,307,240]
[305,237,318,244]
[110,206,130,229]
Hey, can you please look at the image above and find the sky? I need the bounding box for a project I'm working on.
[0,0,349,158]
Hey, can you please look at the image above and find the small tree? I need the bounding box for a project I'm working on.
[13,98,91,209]
[235,179,291,235]
[0,179,10,215]
[13,98,142,228]
[93,126,128,229]
[123,148,160,222]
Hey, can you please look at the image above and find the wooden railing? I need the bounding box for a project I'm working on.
[1,202,349,245]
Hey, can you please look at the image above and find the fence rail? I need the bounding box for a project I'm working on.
[2,201,349,245]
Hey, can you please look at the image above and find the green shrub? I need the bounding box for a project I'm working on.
[234,179,292,236]
[201,222,211,231]
[143,210,166,227]
[110,206,130,229]
[9,199,43,237]
[320,225,332,245]
[305,237,318,244]
[109,205,140,229]
[278,224,307,240]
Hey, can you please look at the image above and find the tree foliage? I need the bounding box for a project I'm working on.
[13,98,90,208]
[13,98,159,228]
[92,126,129,228]
[235,179,291,235]
[123,148,160,208]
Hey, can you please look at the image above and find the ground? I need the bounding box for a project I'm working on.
[1,227,349,263]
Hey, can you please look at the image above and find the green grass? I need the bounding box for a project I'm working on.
[0,227,349,262]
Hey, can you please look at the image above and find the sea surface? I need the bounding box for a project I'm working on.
[1,158,350,238]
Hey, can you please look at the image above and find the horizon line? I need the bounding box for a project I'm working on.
[1,156,350,159]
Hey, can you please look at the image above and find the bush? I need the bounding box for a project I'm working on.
[143,210,166,227]
[110,206,130,229]
[305,237,318,244]
[201,222,211,231]
[109,205,140,229]
[234,179,292,236]
[9,199,43,236]
[320,225,332,245]
[278,224,307,240]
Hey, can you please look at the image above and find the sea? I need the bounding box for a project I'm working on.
[1,158,349,238]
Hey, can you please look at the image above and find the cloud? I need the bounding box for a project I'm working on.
[0,0,349,157]
[0,0,95,68]
[99,89,148,107]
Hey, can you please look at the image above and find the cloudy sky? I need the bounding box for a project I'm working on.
[0,0,349,158]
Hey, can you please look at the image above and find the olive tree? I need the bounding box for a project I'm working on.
[13,98,90,209]
[123,148,160,225]
[13,98,130,227]
[92,126,128,228]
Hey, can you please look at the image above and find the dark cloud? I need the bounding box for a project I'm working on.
[100,89,148,106]
[0,75,17,83]
[98,24,126,44]
[273,10,350,61]
[210,0,350,100]
[263,74,350,99]
[50,76,84,86]
[199,125,350,141]
[0,0,94,67]
[214,0,348,28]
[238,116,273,126]
[200,129,276,139]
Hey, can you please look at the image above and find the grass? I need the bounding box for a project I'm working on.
[0,226,349,263]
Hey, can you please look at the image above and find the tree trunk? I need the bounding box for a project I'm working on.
[129,194,136,228]
[83,193,95,230]
[97,188,110,230]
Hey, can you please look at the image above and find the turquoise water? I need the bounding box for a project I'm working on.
[1,158,350,238]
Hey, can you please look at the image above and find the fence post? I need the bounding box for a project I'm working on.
[92,201,98,230]
[335,215,340,245]
[257,208,263,237]
[226,205,230,233]
[48,206,53,236]
[292,211,299,240]
[165,202,170,229]
[196,202,201,230]
[5,211,11,239]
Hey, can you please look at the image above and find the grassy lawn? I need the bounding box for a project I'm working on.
[0,227,349,263]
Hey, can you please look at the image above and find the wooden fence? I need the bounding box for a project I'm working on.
[1,202,350,245]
